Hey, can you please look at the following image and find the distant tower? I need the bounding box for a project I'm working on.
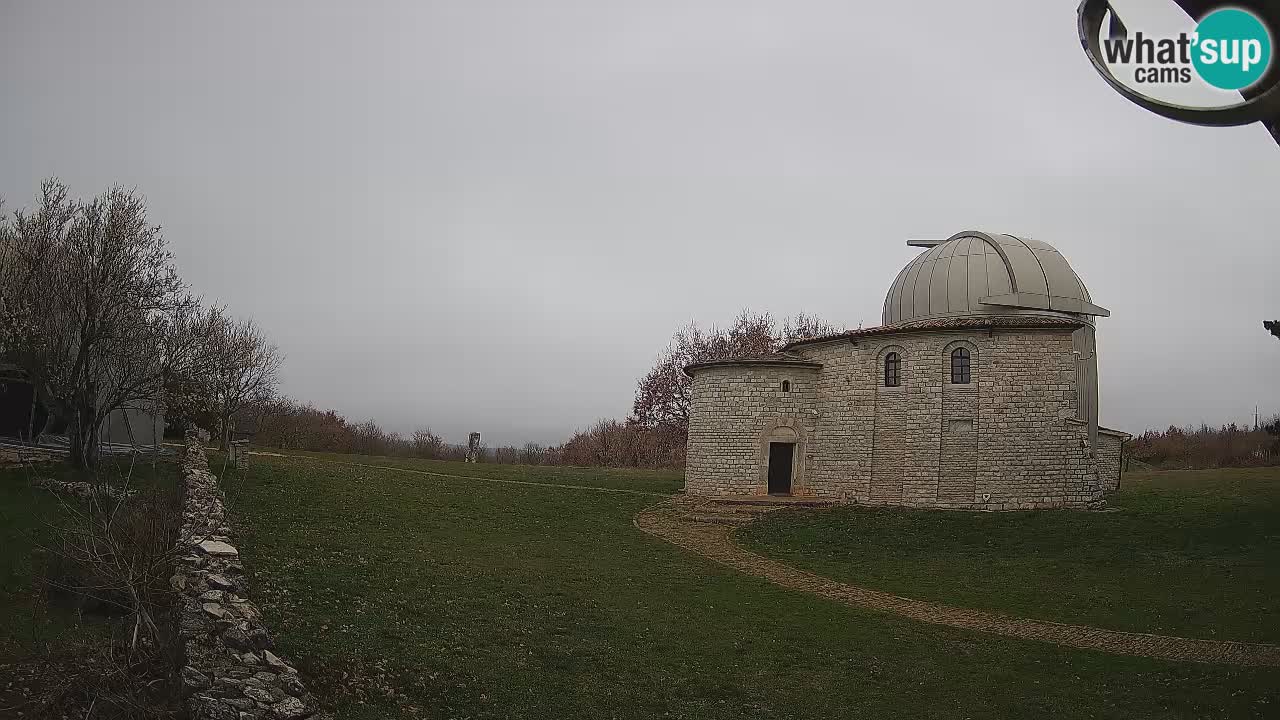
[466,432,482,463]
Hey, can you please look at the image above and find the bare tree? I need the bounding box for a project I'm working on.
[160,302,229,430]
[350,418,396,456]
[206,312,283,450]
[0,180,196,468]
[412,427,445,458]
[518,442,544,465]
[630,309,843,433]
[0,183,76,439]
[782,311,844,343]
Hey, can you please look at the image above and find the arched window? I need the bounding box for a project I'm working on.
[781,380,791,393]
[884,352,900,387]
[951,347,971,384]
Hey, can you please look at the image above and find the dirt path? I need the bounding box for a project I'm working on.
[634,498,1280,667]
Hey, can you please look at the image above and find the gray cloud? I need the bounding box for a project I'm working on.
[3,0,1277,445]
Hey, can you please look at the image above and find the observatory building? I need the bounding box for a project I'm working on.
[684,231,1128,510]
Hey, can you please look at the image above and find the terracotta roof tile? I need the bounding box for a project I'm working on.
[684,351,822,376]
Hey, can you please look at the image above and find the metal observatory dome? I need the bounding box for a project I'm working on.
[882,230,1109,327]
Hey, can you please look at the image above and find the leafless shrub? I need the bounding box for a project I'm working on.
[556,418,685,469]
[240,397,690,468]
[493,445,520,464]
[518,442,545,465]
[630,309,842,434]
[246,398,354,451]
[3,461,184,718]
[436,442,469,462]
[350,419,400,457]
[241,396,687,468]
[1128,418,1280,469]
[44,475,181,652]
[411,427,445,459]
[0,637,182,719]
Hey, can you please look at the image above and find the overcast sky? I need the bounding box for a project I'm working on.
[2,0,1277,445]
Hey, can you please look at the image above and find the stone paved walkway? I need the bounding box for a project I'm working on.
[634,497,1280,667]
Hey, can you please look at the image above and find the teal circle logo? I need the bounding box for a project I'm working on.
[1192,8,1273,90]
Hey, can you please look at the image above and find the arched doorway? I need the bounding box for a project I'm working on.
[767,442,795,494]
[763,424,800,496]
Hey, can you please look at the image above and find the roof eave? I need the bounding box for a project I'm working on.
[683,358,824,377]
[782,318,1086,351]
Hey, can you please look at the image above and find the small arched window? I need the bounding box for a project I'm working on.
[781,380,791,393]
[884,352,900,387]
[951,347,971,384]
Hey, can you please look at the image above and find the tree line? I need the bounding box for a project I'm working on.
[0,179,282,467]
[244,404,691,468]
[237,309,842,468]
[30,178,1271,473]
[1128,419,1280,469]
[0,178,844,471]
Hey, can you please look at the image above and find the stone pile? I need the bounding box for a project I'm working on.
[172,428,327,720]
[34,476,136,500]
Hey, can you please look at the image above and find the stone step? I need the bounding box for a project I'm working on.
[685,513,755,526]
[709,496,836,508]
[695,507,776,518]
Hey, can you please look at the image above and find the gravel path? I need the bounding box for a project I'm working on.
[634,497,1280,667]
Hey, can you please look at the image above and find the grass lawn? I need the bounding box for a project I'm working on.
[0,461,98,663]
[0,456,182,715]
[269,449,685,494]
[0,457,180,661]
[221,454,1279,719]
[739,467,1280,645]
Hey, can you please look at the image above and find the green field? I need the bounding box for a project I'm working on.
[219,454,1280,719]
[0,458,180,660]
[739,467,1280,644]
[0,461,97,662]
[0,457,182,716]
[277,450,685,494]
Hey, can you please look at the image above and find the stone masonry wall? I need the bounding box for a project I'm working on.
[685,365,819,496]
[686,328,1109,509]
[938,374,979,504]
[1095,430,1125,492]
[173,429,329,720]
[970,330,1097,508]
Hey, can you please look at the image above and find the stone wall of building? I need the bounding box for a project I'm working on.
[939,369,980,504]
[978,331,1100,508]
[173,429,328,720]
[686,327,1111,509]
[685,364,819,496]
[1095,429,1126,492]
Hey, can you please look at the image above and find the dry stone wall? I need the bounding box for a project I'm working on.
[173,429,328,720]
[686,328,1120,510]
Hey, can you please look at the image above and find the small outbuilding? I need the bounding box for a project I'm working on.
[0,361,164,450]
[0,362,43,439]
[684,231,1128,510]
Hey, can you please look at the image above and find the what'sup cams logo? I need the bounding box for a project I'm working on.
[1078,1,1280,140]
[1100,7,1272,89]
